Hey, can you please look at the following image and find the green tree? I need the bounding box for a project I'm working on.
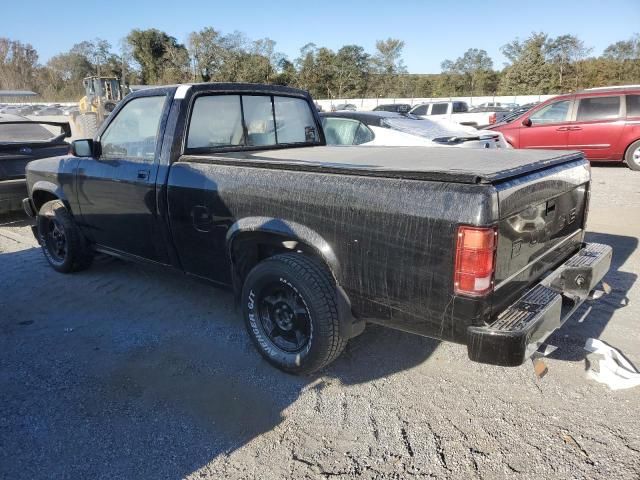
[441,48,495,94]
[499,33,553,94]
[0,38,39,90]
[126,29,189,84]
[372,38,406,96]
[544,34,591,90]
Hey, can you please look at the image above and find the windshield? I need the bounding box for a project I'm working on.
[381,116,476,139]
[0,120,63,143]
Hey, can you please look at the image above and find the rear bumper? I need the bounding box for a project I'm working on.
[467,242,612,366]
[0,179,27,214]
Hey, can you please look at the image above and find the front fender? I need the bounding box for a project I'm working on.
[226,216,340,279]
[30,180,70,210]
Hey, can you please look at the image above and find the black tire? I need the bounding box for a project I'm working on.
[241,253,347,374]
[625,140,640,171]
[37,200,93,273]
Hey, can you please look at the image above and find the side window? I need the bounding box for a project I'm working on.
[529,100,571,125]
[187,95,244,149]
[321,118,362,145]
[412,105,427,116]
[100,96,165,162]
[353,124,375,145]
[431,103,448,115]
[274,96,318,144]
[242,96,276,146]
[576,96,621,122]
[626,95,640,118]
[453,102,468,113]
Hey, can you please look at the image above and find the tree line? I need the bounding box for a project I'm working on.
[1,29,638,101]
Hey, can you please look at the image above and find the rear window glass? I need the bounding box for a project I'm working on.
[576,96,621,121]
[274,96,318,144]
[187,95,244,149]
[431,103,448,115]
[188,94,319,150]
[626,95,640,117]
[0,121,59,142]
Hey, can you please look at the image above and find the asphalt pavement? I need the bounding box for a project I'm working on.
[1,165,639,479]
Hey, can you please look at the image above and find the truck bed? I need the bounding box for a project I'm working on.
[191,146,585,185]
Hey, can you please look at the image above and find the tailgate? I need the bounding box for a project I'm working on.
[491,159,591,312]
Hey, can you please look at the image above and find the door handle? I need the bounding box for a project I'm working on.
[556,127,570,131]
[137,169,150,180]
[568,126,583,131]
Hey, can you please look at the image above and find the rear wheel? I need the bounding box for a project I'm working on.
[37,200,93,273]
[75,112,99,139]
[241,253,347,374]
[625,140,640,171]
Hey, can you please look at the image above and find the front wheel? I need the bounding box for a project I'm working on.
[37,200,93,273]
[241,253,347,374]
[625,140,640,171]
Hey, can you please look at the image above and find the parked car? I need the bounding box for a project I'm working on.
[0,114,70,213]
[33,107,63,116]
[23,83,611,374]
[474,102,519,110]
[0,105,20,114]
[331,103,357,112]
[320,111,510,149]
[498,102,540,124]
[409,101,508,127]
[372,103,411,113]
[487,85,640,170]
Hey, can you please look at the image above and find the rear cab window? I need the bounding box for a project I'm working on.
[575,96,621,122]
[430,103,449,115]
[186,93,320,152]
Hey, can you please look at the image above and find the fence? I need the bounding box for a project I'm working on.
[315,95,557,111]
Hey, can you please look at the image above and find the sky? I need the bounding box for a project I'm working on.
[4,0,639,73]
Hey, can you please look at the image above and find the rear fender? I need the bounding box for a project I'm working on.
[226,217,340,278]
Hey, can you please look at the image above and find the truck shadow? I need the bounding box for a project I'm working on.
[546,231,638,362]
[0,245,440,479]
[2,220,633,479]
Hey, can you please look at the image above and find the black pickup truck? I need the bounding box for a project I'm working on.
[22,83,612,374]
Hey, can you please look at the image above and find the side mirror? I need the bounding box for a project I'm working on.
[71,139,95,157]
[522,118,532,127]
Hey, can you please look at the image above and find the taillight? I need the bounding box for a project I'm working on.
[489,113,496,124]
[454,226,497,296]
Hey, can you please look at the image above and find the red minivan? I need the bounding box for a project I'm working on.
[488,86,640,170]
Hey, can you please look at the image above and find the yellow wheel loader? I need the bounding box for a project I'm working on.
[72,76,124,138]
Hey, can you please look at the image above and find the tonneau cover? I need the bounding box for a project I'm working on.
[188,146,585,184]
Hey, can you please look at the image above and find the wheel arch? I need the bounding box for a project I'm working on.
[31,181,69,212]
[623,137,640,159]
[226,217,341,287]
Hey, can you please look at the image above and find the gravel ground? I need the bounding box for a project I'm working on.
[1,165,639,480]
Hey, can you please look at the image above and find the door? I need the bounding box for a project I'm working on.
[519,98,573,150]
[567,95,624,160]
[76,95,169,262]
